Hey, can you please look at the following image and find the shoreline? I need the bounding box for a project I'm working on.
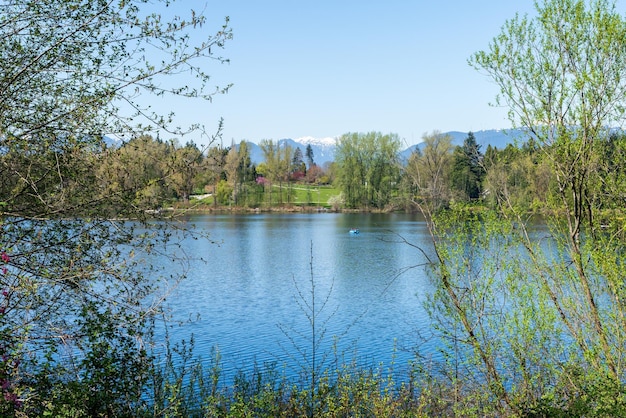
[165,204,409,215]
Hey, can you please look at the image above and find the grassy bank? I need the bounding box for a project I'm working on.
[145,347,478,418]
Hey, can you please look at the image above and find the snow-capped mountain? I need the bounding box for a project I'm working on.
[245,129,529,166]
[295,136,338,147]
[246,137,338,166]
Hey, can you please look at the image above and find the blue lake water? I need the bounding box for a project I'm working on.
[158,212,441,383]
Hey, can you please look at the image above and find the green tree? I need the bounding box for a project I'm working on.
[450,132,485,200]
[404,131,453,211]
[482,143,553,211]
[0,0,231,414]
[418,0,626,414]
[168,141,204,203]
[259,139,281,205]
[223,142,256,206]
[204,144,229,207]
[471,1,626,378]
[305,144,315,168]
[292,147,305,175]
[279,143,294,203]
[235,141,256,206]
[98,135,172,210]
[224,145,240,205]
[334,133,364,208]
[594,132,626,211]
[258,139,294,205]
[237,141,255,184]
[335,132,402,209]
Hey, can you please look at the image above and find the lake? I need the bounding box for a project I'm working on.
[159,212,441,384]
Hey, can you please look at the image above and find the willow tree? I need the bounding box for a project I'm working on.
[224,141,255,206]
[0,1,231,415]
[334,132,402,209]
[419,0,626,415]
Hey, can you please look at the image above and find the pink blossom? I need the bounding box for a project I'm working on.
[0,252,8,263]
[4,391,20,407]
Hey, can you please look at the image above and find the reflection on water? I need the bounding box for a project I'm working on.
[157,213,438,382]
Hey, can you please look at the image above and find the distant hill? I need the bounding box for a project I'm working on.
[398,129,531,162]
[244,129,531,165]
[104,135,123,148]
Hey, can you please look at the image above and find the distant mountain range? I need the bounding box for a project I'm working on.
[245,129,530,166]
[245,136,337,166]
[104,129,532,166]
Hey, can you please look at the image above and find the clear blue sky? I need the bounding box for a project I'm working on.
[161,1,614,146]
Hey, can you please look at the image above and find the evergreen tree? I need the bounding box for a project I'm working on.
[292,147,306,175]
[450,132,484,200]
[305,144,315,168]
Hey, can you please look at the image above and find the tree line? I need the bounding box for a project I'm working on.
[84,131,469,211]
[86,128,626,216]
[87,136,334,211]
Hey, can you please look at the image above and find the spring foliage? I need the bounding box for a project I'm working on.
[0,0,231,415]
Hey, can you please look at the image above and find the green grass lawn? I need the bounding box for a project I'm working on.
[187,183,341,209]
[288,184,339,207]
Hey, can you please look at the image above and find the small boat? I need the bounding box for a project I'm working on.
[349,228,360,235]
